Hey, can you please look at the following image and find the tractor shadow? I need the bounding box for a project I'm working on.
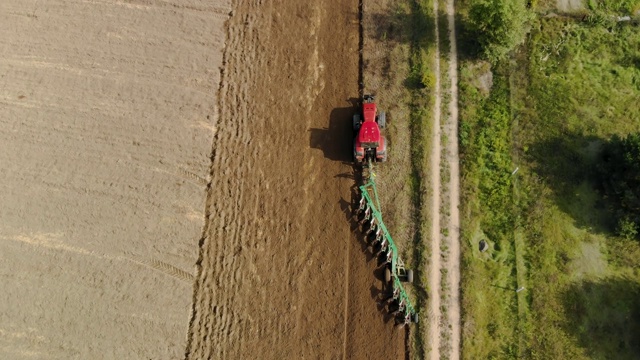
[309,101,359,163]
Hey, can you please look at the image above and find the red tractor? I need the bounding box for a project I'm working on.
[353,95,387,164]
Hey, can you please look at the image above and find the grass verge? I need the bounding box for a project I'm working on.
[405,0,437,357]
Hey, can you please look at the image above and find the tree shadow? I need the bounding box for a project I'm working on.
[367,4,413,45]
[455,13,483,61]
[527,133,614,233]
[364,2,482,103]
[366,2,440,92]
[309,102,359,163]
[562,276,640,359]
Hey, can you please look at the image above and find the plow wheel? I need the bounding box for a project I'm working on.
[384,266,391,283]
[404,269,414,284]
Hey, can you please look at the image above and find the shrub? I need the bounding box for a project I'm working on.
[599,133,640,238]
[469,0,534,63]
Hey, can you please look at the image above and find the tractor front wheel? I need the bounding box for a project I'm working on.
[377,111,386,129]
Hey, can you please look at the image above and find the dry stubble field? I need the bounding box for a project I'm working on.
[0,1,229,358]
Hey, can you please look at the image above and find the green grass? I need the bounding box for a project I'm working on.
[459,69,521,359]
[459,5,640,359]
[519,15,640,359]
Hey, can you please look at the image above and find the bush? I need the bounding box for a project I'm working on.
[599,133,640,238]
[469,0,534,63]
[617,216,638,240]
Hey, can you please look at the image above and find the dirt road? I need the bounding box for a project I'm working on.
[185,0,405,359]
[428,0,462,358]
[0,1,229,358]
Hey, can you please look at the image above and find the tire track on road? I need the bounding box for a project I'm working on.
[428,0,443,356]
[444,0,461,356]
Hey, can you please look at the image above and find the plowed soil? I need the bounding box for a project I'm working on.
[186,0,405,359]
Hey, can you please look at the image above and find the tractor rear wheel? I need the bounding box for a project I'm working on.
[377,135,388,162]
[353,114,361,131]
[377,111,386,129]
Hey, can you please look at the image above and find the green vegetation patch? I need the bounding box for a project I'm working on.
[526,18,640,140]
[459,5,640,359]
[460,69,522,359]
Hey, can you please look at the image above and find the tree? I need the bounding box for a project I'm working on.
[469,0,534,63]
[599,133,640,238]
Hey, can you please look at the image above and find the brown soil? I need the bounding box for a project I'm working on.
[185,0,406,359]
[557,0,584,13]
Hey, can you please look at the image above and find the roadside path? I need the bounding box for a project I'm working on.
[428,0,461,357]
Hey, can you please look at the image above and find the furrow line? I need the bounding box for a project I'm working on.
[185,1,262,358]
[429,0,443,357]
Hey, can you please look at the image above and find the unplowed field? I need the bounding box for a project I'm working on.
[0,1,229,358]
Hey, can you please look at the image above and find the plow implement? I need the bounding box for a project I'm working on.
[354,161,418,326]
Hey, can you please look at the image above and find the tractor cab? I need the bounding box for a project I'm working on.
[353,95,387,164]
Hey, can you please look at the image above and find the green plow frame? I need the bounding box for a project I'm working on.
[357,163,417,322]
